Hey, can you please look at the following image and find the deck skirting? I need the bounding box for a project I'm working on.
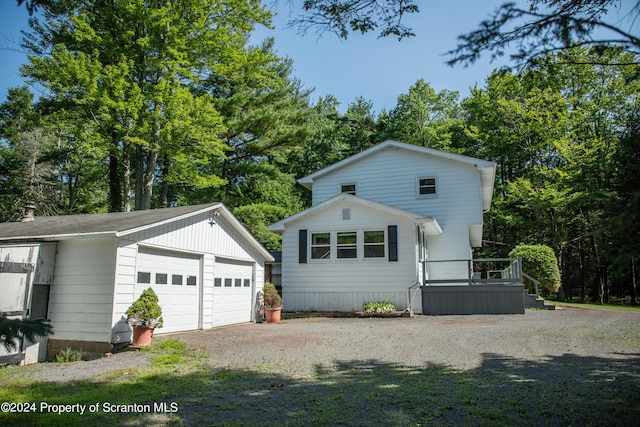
[421,285,525,315]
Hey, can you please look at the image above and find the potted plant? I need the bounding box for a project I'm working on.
[262,282,282,323]
[126,287,163,347]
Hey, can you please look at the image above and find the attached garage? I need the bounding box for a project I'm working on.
[0,203,273,363]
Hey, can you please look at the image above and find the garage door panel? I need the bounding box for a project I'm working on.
[212,260,253,327]
[136,248,200,333]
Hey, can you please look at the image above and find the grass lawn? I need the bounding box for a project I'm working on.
[1,314,639,426]
[551,300,640,312]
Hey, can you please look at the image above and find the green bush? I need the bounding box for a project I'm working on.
[509,244,561,294]
[362,301,396,314]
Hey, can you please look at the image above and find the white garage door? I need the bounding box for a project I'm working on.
[212,259,254,327]
[136,248,200,333]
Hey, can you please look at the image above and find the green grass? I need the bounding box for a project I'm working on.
[1,338,639,425]
[550,300,640,311]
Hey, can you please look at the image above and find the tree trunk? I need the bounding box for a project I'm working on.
[123,141,132,212]
[159,154,170,208]
[108,139,122,212]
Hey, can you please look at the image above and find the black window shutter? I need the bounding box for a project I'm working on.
[299,229,307,263]
[388,225,398,262]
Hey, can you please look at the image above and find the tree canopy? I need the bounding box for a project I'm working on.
[5,2,640,304]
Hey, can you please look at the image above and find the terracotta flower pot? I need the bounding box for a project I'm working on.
[132,325,155,347]
[264,307,282,323]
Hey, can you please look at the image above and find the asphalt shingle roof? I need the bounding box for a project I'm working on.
[0,203,218,241]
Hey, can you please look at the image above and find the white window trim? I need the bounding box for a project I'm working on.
[339,182,357,195]
[310,231,332,261]
[363,229,386,259]
[308,229,388,262]
[416,176,437,198]
[336,230,358,259]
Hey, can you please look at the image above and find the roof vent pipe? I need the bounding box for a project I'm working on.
[21,202,36,222]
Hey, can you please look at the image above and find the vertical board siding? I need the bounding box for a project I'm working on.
[421,285,525,315]
[49,238,116,342]
[201,254,215,329]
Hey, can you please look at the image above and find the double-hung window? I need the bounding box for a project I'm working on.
[417,177,436,196]
[363,230,385,258]
[337,231,357,259]
[311,232,331,260]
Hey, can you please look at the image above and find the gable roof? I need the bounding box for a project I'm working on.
[0,203,273,261]
[298,140,497,212]
[268,193,443,235]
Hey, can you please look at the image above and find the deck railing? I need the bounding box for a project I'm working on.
[422,258,525,288]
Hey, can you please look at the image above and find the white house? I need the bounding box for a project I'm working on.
[0,203,273,363]
[269,140,508,314]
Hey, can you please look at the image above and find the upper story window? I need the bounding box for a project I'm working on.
[311,232,331,260]
[417,177,437,197]
[340,183,356,195]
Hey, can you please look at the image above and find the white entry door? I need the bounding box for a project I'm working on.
[212,259,254,327]
[135,248,201,333]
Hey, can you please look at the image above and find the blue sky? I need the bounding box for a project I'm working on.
[1,1,513,113]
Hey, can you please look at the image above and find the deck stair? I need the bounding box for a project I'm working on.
[525,293,556,310]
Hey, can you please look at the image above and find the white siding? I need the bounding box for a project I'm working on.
[111,240,137,344]
[280,199,420,312]
[201,253,215,329]
[310,147,484,275]
[49,238,116,342]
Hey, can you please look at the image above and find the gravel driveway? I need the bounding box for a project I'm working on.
[6,306,640,426]
[15,306,639,381]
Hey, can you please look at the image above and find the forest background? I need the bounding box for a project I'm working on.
[0,0,638,304]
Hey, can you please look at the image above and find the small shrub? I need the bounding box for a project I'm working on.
[263,282,282,308]
[126,287,163,328]
[55,347,84,363]
[362,301,396,314]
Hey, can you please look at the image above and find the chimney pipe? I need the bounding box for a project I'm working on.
[21,202,36,222]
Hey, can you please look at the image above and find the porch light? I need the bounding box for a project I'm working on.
[208,210,220,226]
